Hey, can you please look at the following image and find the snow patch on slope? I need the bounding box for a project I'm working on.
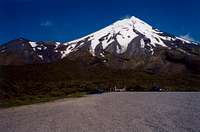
[29,41,37,48]
[61,43,77,58]
[29,41,37,51]
[176,37,191,44]
[140,39,145,48]
[38,55,43,60]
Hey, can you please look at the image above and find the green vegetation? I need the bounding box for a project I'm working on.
[0,58,200,107]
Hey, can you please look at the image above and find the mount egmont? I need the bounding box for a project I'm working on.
[0,16,200,74]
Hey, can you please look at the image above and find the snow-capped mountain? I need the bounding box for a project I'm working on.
[0,16,200,72]
[61,16,198,58]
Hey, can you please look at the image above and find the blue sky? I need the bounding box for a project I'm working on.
[0,0,199,44]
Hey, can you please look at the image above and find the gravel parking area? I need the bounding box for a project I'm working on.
[0,92,200,132]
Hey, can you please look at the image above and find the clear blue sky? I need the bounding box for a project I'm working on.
[0,0,199,44]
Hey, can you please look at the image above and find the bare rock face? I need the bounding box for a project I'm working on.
[0,16,200,74]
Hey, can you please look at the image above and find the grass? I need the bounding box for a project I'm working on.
[0,92,87,108]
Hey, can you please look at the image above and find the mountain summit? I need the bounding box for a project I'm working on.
[61,16,199,58]
[0,16,200,73]
[65,16,169,55]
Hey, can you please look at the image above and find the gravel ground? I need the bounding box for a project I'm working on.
[0,92,200,132]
